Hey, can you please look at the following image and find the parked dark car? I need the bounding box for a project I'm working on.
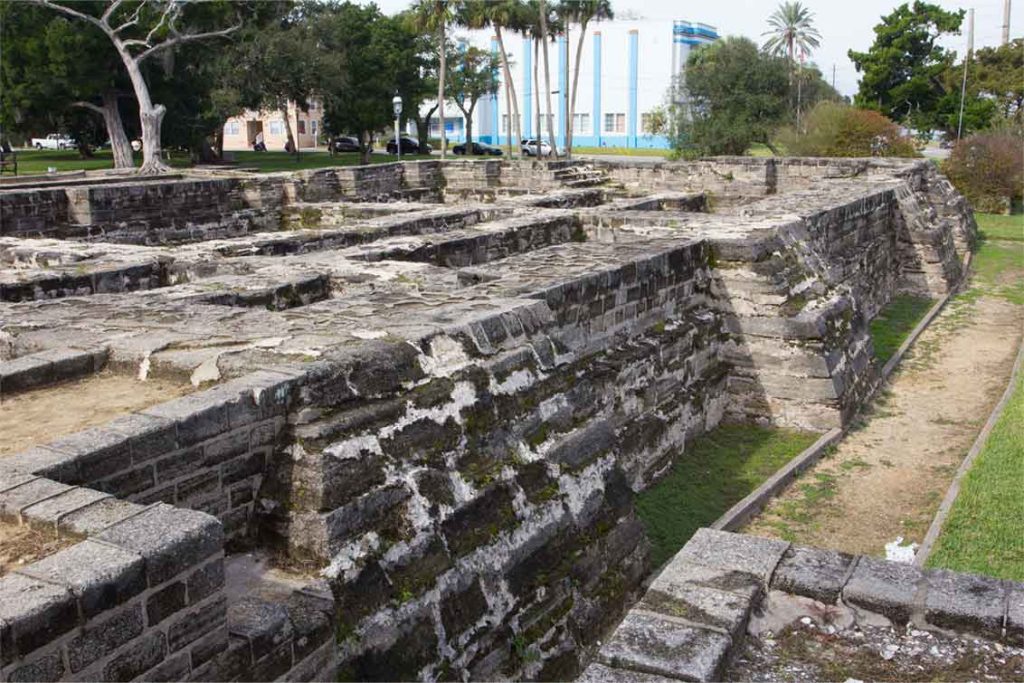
[332,136,363,153]
[452,141,503,156]
[386,137,432,155]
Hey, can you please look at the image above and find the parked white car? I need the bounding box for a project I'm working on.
[31,134,76,150]
[521,138,553,157]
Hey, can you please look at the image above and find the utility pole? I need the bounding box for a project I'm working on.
[957,8,975,141]
[564,35,571,160]
[832,64,836,90]
[1003,0,1011,45]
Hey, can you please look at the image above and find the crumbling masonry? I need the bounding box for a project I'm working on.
[0,156,1006,682]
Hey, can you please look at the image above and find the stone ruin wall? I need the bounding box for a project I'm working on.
[0,156,979,681]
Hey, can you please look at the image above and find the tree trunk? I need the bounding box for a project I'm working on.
[285,114,297,159]
[495,26,522,158]
[101,91,133,169]
[360,131,373,164]
[504,72,513,156]
[438,19,447,159]
[539,1,557,158]
[215,127,224,159]
[466,102,475,148]
[119,51,168,175]
[568,19,589,155]
[534,39,541,146]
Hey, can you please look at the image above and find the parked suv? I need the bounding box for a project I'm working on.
[521,138,552,157]
[386,137,432,155]
[332,136,364,153]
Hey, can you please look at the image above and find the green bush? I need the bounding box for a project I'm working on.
[777,102,919,157]
[942,133,1024,213]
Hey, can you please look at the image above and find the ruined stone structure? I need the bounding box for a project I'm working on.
[0,157,982,681]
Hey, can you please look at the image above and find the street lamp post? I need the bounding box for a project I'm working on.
[392,94,403,160]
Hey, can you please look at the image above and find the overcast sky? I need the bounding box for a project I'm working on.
[365,0,1022,96]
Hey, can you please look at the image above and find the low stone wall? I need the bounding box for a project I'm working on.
[586,528,1024,681]
[3,370,298,545]
[0,488,225,682]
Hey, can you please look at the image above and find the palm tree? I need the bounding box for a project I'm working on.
[411,0,456,158]
[561,0,613,155]
[523,1,562,154]
[538,0,558,156]
[762,1,821,78]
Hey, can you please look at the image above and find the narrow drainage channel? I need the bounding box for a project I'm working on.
[743,236,1024,558]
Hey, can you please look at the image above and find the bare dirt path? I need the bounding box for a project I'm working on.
[745,271,1023,557]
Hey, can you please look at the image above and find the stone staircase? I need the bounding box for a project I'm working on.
[546,159,609,188]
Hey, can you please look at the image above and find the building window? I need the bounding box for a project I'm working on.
[224,121,240,136]
[604,113,625,134]
[500,114,522,133]
[297,120,306,135]
[269,120,285,135]
[311,120,318,136]
[572,113,590,134]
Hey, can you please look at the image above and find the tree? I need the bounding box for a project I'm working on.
[538,0,558,156]
[27,0,243,174]
[762,2,821,75]
[848,2,963,134]
[410,0,455,158]
[672,37,789,157]
[972,39,1024,126]
[320,4,421,164]
[448,46,499,152]
[0,2,135,166]
[560,0,613,155]
[521,1,562,151]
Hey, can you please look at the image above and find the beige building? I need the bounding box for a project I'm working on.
[222,100,323,151]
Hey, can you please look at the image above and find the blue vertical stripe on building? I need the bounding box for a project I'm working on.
[593,32,602,148]
[627,30,638,148]
[523,37,532,139]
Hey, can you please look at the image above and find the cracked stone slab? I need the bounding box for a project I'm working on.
[770,545,856,603]
[843,556,924,624]
[923,568,1008,640]
[651,559,764,603]
[598,610,731,682]
[674,528,789,584]
[578,662,678,682]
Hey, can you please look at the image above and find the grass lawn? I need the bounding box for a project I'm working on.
[574,146,671,158]
[635,424,818,568]
[926,366,1024,581]
[869,295,935,364]
[7,148,431,176]
[977,212,1024,242]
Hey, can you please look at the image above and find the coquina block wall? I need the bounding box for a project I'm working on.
[0,156,976,682]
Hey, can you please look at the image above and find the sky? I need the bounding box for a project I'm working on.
[364,0,1022,96]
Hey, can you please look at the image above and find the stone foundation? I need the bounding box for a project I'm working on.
[0,156,978,681]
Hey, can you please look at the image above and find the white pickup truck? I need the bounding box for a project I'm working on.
[31,134,76,150]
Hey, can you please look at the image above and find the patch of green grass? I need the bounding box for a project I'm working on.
[927,367,1024,581]
[5,148,432,176]
[977,212,1024,242]
[870,295,935,364]
[636,424,817,567]
[574,146,671,158]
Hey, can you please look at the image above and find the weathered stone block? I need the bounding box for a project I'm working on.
[442,483,517,558]
[103,629,167,681]
[66,603,145,672]
[0,574,77,656]
[771,545,856,603]
[640,581,751,639]
[59,498,145,536]
[147,581,187,626]
[923,568,1007,640]
[20,540,145,618]
[168,596,227,652]
[47,427,132,482]
[441,579,489,642]
[186,558,225,605]
[843,556,924,624]
[5,650,65,682]
[96,503,223,586]
[579,662,678,682]
[675,529,788,584]
[228,597,293,654]
[598,610,731,682]
[1007,586,1024,646]
[142,651,191,682]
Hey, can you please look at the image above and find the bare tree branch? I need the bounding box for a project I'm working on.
[71,100,105,114]
[112,3,146,35]
[137,22,242,63]
[28,0,109,34]
[143,2,177,46]
[101,0,125,23]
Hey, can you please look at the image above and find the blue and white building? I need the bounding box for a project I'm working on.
[421,19,719,150]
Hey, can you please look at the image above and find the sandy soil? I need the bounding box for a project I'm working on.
[0,371,193,457]
[0,520,76,576]
[745,293,1024,557]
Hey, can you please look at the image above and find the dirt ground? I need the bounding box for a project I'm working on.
[745,290,1024,557]
[0,520,76,576]
[0,371,193,457]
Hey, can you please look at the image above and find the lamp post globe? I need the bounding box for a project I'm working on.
[392,95,403,159]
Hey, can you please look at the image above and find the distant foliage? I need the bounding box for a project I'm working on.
[777,102,918,157]
[943,133,1024,213]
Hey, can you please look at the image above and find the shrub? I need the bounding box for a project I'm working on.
[777,102,919,158]
[942,133,1024,213]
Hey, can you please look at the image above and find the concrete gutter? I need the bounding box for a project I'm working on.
[914,337,1024,568]
[713,248,977,533]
